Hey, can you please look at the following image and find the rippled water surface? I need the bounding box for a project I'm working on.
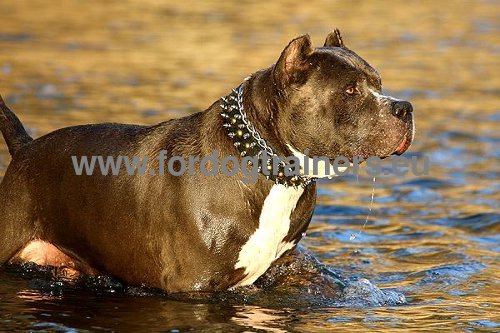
[0,0,499,332]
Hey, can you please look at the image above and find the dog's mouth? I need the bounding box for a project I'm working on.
[391,132,413,156]
[350,128,414,163]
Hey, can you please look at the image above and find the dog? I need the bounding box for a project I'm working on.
[0,30,413,293]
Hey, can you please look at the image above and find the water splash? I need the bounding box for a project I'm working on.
[350,177,376,241]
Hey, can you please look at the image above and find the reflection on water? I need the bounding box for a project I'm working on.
[0,0,498,331]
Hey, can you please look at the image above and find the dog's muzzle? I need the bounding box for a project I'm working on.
[391,100,414,155]
[391,100,413,123]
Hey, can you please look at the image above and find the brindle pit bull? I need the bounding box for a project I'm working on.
[0,30,413,293]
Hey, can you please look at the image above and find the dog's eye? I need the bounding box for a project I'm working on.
[345,87,358,95]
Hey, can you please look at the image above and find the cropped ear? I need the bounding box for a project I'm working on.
[324,29,345,48]
[273,34,314,86]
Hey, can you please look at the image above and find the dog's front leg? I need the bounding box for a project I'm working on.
[254,247,346,297]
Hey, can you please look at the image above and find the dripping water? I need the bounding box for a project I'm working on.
[350,177,376,241]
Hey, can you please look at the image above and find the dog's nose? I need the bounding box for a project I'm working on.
[391,101,413,121]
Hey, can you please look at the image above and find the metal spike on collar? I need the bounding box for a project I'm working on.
[220,83,313,188]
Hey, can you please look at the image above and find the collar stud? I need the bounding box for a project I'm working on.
[220,84,314,187]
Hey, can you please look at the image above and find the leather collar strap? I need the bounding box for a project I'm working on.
[220,84,313,188]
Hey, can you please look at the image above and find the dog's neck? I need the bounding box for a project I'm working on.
[243,69,286,155]
[220,70,313,188]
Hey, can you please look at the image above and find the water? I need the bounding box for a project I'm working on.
[350,177,376,241]
[0,0,498,331]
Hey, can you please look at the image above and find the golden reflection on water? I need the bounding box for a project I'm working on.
[0,0,498,332]
[0,0,497,132]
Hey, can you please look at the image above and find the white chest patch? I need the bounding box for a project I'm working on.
[234,184,304,287]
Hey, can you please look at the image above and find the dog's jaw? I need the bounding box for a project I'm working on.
[286,144,350,179]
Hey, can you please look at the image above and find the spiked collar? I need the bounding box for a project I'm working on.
[220,84,314,188]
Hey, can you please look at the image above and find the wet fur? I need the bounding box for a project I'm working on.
[0,31,413,293]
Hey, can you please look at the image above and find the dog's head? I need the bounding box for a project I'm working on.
[272,30,414,163]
